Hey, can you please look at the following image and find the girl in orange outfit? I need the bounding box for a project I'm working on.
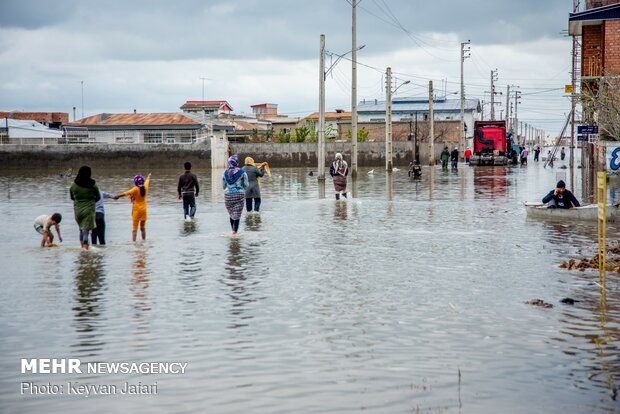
[115,173,151,241]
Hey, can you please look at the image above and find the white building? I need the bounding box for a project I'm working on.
[357,97,481,140]
[0,118,63,144]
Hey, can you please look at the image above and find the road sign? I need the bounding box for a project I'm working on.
[578,125,598,134]
[565,85,574,93]
[578,135,588,142]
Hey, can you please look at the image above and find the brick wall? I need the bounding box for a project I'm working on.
[604,20,620,74]
[582,25,603,76]
[586,0,620,9]
[337,120,460,144]
[0,112,69,124]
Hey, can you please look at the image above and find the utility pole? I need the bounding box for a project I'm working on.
[351,0,358,178]
[514,88,521,143]
[385,67,393,171]
[570,0,579,190]
[490,69,498,120]
[81,80,84,119]
[318,34,326,181]
[505,85,510,125]
[460,40,470,156]
[429,80,435,166]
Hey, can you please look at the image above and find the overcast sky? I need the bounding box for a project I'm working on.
[0,0,575,135]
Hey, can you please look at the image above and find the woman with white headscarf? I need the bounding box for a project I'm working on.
[329,152,348,200]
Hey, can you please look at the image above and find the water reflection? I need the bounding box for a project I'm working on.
[181,219,198,236]
[244,213,262,232]
[222,239,255,330]
[334,200,348,221]
[473,166,508,199]
[131,246,151,349]
[71,252,106,356]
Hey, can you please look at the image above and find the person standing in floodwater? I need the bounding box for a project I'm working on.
[178,162,199,221]
[464,147,472,164]
[70,166,100,251]
[115,173,151,241]
[560,147,566,161]
[329,153,348,200]
[534,145,540,162]
[440,147,450,170]
[243,156,266,212]
[450,147,459,170]
[222,155,248,235]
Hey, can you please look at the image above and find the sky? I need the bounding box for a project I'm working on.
[0,0,576,135]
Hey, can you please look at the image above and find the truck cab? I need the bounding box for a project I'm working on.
[469,120,508,166]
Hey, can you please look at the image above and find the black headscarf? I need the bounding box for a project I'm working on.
[74,165,96,188]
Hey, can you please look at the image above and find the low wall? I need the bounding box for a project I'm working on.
[0,143,211,169]
[230,141,416,167]
[0,141,445,169]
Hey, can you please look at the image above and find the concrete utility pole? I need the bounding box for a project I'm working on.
[385,67,393,171]
[505,85,510,124]
[81,80,84,119]
[318,34,326,181]
[570,0,579,190]
[490,69,498,120]
[514,88,521,143]
[429,80,435,166]
[460,40,470,156]
[351,0,358,178]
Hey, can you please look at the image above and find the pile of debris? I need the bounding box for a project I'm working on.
[561,245,620,273]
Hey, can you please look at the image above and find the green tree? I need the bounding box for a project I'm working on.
[278,130,290,143]
[294,125,311,143]
[345,127,370,142]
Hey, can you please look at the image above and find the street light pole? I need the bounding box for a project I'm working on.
[460,40,470,156]
[80,80,84,119]
[351,0,358,178]
[386,67,393,171]
[429,80,435,166]
[318,34,326,181]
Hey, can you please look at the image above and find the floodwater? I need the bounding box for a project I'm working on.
[1,160,619,414]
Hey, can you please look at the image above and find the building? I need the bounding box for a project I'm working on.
[569,0,620,139]
[250,103,300,138]
[0,118,64,144]
[180,100,233,116]
[303,109,352,139]
[356,97,481,141]
[0,111,68,129]
[67,113,205,144]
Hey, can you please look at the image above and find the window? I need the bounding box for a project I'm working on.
[144,132,163,144]
[115,136,135,143]
[370,118,385,122]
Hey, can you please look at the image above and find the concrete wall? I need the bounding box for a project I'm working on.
[0,143,211,169]
[0,141,454,169]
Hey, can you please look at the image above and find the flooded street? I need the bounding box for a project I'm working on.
[1,161,620,413]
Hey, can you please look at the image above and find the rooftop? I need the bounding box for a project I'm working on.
[68,113,201,127]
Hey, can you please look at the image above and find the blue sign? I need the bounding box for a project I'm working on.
[578,125,598,134]
[577,135,588,142]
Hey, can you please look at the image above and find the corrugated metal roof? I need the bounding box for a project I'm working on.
[69,113,200,126]
[219,119,270,132]
[358,98,480,113]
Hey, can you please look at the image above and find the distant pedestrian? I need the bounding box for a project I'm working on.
[91,189,115,245]
[450,147,459,170]
[115,173,151,241]
[520,147,529,165]
[560,147,566,161]
[534,145,540,162]
[408,160,422,178]
[464,147,472,164]
[34,213,63,247]
[440,146,450,170]
[178,161,199,221]
[222,155,248,235]
[243,156,266,212]
[70,166,100,251]
[329,153,348,200]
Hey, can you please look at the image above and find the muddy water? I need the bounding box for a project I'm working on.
[0,161,619,413]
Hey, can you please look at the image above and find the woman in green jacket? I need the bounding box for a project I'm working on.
[70,166,100,251]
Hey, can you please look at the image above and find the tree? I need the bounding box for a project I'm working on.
[581,76,620,141]
[294,125,311,143]
[278,130,290,143]
[345,127,370,142]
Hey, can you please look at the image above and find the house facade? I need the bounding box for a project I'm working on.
[356,97,481,141]
[180,100,233,116]
[67,113,204,144]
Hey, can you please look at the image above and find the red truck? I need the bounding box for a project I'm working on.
[469,120,509,166]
